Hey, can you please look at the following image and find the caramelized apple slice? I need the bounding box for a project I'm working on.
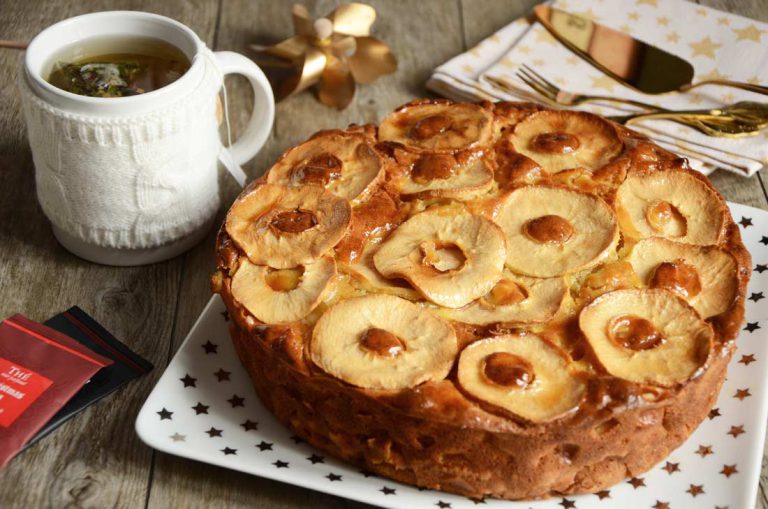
[448,272,567,325]
[339,241,422,301]
[395,151,494,201]
[494,186,619,277]
[310,294,457,390]
[231,256,336,324]
[373,208,506,308]
[616,171,726,245]
[629,238,738,318]
[267,129,383,202]
[579,289,713,387]
[511,110,622,173]
[226,183,351,268]
[457,335,585,422]
[379,99,494,152]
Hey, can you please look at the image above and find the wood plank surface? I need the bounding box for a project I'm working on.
[0,1,217,507]
[0,0,767,508]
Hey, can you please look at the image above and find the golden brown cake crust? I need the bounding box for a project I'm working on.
[212,100,751,501]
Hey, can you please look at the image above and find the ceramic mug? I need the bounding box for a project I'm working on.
[21,11,274,265]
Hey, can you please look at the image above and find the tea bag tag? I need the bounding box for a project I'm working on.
[218,148,247,188]
[216,77,247,188]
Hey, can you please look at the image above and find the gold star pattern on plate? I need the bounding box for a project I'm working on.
[687,484,705,497]
[595,490,611,499]
[637,0,657,5]
[589,106,605,115]
[662,461,680,474]
[628,477,646,489]
[500,57,514,68]
[720,464,739,478]
[689,36,721,59]
[708,408,721,420]
[666,32,680,44]
[170,432,186,442]
[534,30,556,45]
[739,354,756,365]
[488,34,500,43]
[532,58,545,67]
[461,64,474,74]
[688,94,703,105]
[698,69,729,81]
[518,44,533,54]
[628,11,640,21]
[695,8,708,17]
[591,75,618,92]
[620,24,632,33]
[696,444,713,457]
[734,388,751,400]
[566,56,579,66]
[718,16,731,26]
[657,16,670,26]
[573,8,600,21]
[734,24,763,42]
[653,502,670,509]
[727,425,745,438]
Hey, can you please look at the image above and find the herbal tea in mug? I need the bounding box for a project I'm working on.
[46,36,190,97]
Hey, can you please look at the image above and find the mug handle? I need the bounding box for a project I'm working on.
[212,51,275,166]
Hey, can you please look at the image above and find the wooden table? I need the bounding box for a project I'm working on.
[0,0,766,507]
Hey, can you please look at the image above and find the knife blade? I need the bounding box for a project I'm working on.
[533,4,695,94]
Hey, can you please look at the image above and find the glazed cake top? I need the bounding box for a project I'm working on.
[214,99,749,428]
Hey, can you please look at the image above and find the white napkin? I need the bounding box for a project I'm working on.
[428,0,768,177]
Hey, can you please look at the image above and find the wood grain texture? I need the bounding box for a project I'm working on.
[459,0,540,49]
[0,0,767,507]
[0,1,217,507]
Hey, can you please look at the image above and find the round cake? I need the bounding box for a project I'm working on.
[211,99,751,500]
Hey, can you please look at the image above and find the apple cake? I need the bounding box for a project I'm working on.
[211,99,751,500]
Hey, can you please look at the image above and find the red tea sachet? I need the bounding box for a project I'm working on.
[0,314,112,468]
[23,306,153,448]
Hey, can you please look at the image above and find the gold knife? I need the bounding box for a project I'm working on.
[533,4,768,96]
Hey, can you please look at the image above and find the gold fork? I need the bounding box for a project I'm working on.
[510,65,768,130]
[495,67,768,137]
[510,65,658,110]
[610,107,766,137]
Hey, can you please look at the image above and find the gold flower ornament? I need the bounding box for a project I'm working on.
[251,3,397,109]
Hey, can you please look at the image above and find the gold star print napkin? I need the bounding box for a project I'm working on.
[427,0,768,177]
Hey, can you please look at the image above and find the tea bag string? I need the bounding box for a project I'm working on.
[202,48,247,188]
[220,78,234,153]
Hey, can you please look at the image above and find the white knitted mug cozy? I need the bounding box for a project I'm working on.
[21,11,274,265]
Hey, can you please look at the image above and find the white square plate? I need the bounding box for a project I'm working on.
[137,202,768,509]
